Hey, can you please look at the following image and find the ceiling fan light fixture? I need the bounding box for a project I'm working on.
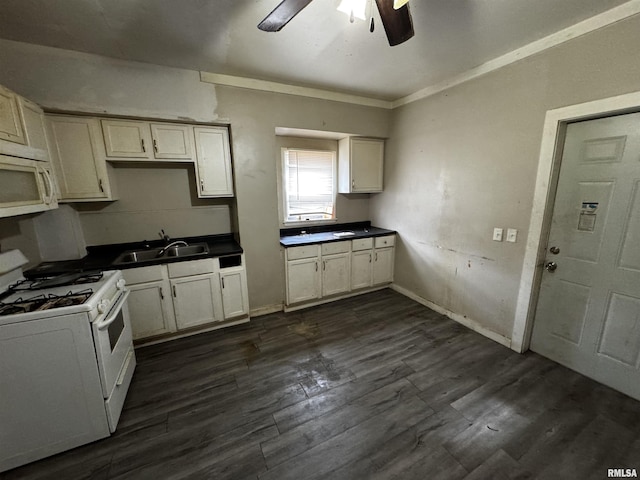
[393,0,409,10]
[337,0,367,21]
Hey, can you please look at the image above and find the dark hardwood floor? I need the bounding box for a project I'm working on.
[5,289,640,479]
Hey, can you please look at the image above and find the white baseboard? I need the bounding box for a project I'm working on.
[250,304,284,317]
[390,284,513,350]
[284,286,388,312]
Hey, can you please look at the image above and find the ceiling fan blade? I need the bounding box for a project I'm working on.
[258,0,314,32]
[375,0,414,46]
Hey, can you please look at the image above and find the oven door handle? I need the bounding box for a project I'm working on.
[97,290,130,331]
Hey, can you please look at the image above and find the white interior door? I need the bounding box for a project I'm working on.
[530,112,640,400]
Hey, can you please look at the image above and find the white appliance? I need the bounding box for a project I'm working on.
[0,250,136,473]
[0,154,57,218]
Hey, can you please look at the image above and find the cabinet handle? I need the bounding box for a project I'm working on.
[222,277,225,288]
[173,285,177,297]
[375,252,378,262]
[323,261,326,271]
[352,179,355,189]
[200,179,205,192]
[99,178,104,193]
[315,262,318,272]
[159,287,164,299]
[153,138,158,153]
[141,139,146,152]
[369,253,372,263]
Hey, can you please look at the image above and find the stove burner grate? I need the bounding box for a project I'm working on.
[0,289,94,316]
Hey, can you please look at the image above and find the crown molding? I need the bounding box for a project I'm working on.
[199,72,393,109]
[392,0,640,108]
[200,1,640,111]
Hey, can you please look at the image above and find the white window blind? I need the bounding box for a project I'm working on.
[283,149,336,222]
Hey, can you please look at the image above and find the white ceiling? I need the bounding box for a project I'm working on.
[0,0,633,101]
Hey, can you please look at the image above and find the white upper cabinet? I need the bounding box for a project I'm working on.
[101,119,194,161]
[194,126,234,197]
[101,119,153,159]
[47,115,115,201]
[150,123,193,160]
[338,137,384,193]
[0,84,26,145]
[18,98,48,153]
[0,92,51,162]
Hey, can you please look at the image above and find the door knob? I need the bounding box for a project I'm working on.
[545,261,558,272]
[549,246,560,254]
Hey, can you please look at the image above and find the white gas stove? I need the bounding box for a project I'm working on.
[0,250,136,473]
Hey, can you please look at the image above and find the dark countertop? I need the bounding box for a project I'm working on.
[25,234,243,278]
[280,221,395,247]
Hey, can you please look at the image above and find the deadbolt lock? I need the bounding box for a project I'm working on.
[549,246,560,254]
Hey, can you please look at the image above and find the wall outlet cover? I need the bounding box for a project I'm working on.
[493,228,503,242]
[507,228,518,243]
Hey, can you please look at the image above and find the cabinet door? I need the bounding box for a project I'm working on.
[101,119,152,159]
[150,123,193,160]
[220,269,249,319]
[47,116,112,200]
[18,97,48,152]
[286,257,321,304]
[193,126,234,197]
[322,253,351,297]
[171,273,223,330]
[0,85,26,144]
[351,138,384,192]
[351,249,373,290]
[373,247,394,285]
[127,280,177,340]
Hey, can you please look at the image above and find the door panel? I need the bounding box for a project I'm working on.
[597,292,640,367]
[618,181,640,271]
[531,112,640,400]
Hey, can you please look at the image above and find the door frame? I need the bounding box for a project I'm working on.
[511,90,640,353]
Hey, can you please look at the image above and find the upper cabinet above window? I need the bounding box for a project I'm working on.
[338,137,384,194]
[101,119,194,162]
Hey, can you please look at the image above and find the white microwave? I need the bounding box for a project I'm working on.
[0,154,57,218]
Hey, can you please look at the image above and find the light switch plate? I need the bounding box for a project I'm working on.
[493,228,503,242]
[506,228,518,243]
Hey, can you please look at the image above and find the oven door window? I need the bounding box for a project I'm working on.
[107,308,125,351]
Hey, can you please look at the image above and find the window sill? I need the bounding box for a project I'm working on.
[282,219,338,228]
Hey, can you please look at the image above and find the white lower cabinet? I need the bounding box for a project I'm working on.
[220,268,249,319]
[123,255,249,341]
[351,249,373,290]
[127,280,176,340]
[285,235,394,308]
[172,273,222,330]
[373,248,394,285]
[286,257,321,304]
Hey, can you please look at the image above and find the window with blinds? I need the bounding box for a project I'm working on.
[283,148,336,222]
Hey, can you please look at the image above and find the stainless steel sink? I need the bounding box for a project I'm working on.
[115,249,163,264]
[165,244,208,257]
[112,243,209,265]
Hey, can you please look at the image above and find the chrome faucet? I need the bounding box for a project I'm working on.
[156,240,188,257]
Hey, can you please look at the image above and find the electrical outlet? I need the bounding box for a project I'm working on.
[493,228,503,242]
[507,228,518,243]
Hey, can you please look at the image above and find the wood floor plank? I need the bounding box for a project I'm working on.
[258,395,434,480]
[4,288,640,480]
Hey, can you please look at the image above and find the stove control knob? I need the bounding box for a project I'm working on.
[116,278,126,290]
[98,299,110,314]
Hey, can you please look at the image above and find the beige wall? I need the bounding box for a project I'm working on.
[371,14,640,342]
[213,87,389,312]
[0,40,390,313]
